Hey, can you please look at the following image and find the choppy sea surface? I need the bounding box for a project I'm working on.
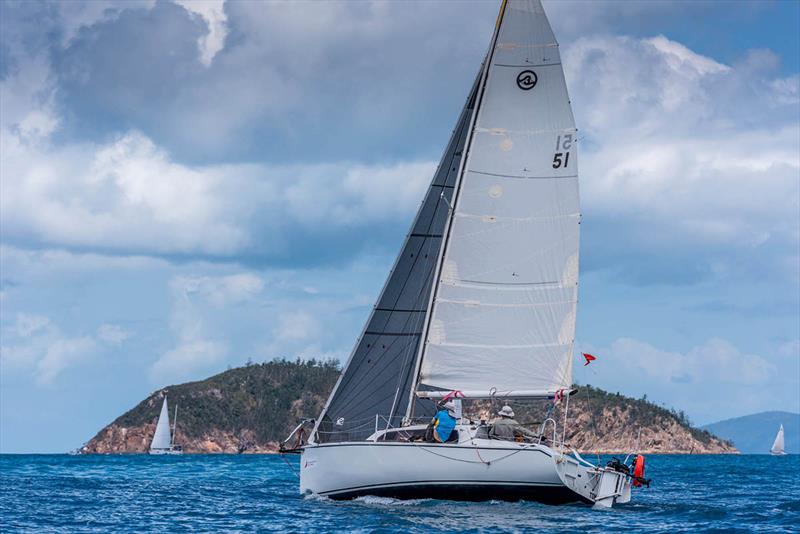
[1,454,798,533]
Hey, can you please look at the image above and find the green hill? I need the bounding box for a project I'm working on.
[84,359,339,453]
[83,360,736,454]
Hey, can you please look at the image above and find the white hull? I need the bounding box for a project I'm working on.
[300,433,631,508]
[149,448,183,455]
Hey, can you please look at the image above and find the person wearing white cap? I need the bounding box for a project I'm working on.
[489,405,537,442]
[426,400,458,443]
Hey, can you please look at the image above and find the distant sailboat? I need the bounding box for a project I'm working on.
[770,424,786,456]
[149,396,183,455]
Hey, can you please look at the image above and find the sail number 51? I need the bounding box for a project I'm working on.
[553,134,573,169]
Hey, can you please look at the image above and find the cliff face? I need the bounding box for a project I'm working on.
[83,362,736,454]
[564,402,735,454]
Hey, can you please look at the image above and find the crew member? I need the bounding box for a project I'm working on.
[428,400,458,443]
[490,405,537,442]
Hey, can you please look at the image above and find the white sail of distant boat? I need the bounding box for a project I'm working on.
[282,0,643,508]
[149,396,183,455]
[771,424,786,456]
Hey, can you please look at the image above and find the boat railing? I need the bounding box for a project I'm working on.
[538,417,559,447]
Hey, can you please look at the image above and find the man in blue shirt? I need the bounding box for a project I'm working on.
[429,400,458,443]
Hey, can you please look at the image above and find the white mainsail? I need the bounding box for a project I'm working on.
[150,397,172,451]
[417,0,578,397]
[771,424,785,455]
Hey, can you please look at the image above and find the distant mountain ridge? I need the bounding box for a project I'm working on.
[82,360,736,454]
[702,411,799,454]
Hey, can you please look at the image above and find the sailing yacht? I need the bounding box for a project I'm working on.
[149,396,183,455]
[771,424,786,456]
[287,0,641,507]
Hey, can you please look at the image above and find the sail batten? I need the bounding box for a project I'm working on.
[417,0,579,396]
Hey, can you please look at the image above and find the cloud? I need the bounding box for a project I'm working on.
[564,35,799,284]
[150,339,226,384]
[174,272,264,307]
[149,272,265,383]
[1,128,435,263]
[96,324,132,345]
[36,336,96,385]
[0,313,99,384]
[13,313,51,338]
[174,0,228,66]
[3,0,796,288]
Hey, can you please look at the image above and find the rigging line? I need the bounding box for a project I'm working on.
[279,454,300,480]
[410,440,540,465]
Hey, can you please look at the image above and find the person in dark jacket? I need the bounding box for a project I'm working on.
[489,405,537,442]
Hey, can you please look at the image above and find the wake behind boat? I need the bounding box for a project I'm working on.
[283,0,647,508]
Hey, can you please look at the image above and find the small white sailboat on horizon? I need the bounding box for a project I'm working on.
[770,424,786,456]
[283,0,645,508]
[150,396,183,455]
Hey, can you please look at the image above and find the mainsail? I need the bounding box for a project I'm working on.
[151,397,172,451]
[771,424,785,455]
[417,0,578,398]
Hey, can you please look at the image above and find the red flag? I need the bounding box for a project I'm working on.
[582,353,597,366]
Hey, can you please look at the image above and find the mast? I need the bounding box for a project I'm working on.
[404,0,510,420]
[171,404,178,448]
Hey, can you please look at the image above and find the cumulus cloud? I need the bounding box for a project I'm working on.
[174,0,228,66]
[1,128,435,262]
[564,34,799,284]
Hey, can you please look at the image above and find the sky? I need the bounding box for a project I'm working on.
[0,0,798,453]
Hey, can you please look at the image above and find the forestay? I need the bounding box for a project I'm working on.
[417,0,579,398]
[151,398,172,450]
[312,75,482,443]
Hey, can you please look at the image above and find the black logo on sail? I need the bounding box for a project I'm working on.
[516,70,537,90]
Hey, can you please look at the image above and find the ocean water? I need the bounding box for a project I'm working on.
[1,454,797,533]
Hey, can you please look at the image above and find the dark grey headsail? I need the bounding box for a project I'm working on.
[313,73,481,443]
